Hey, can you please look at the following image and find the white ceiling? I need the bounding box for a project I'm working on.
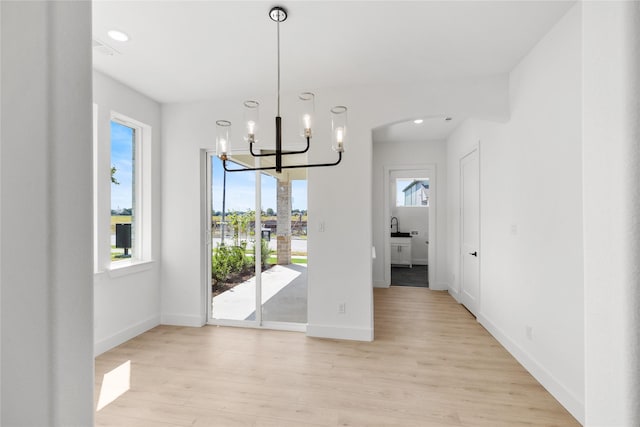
[93,1,574,106]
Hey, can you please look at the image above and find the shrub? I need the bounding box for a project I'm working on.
[228,245,246,273]
[212,240,271,285]
[212,244,233,284]
[212,242,256,285]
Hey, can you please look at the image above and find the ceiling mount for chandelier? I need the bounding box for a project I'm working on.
[216,6,347,173]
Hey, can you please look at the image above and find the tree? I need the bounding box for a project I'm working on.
[266,208,275,216]
[111,166,120,185]
[226,213,241,246]
[243,211,255,240]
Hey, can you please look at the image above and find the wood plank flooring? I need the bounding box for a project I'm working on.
[95,287,579,426]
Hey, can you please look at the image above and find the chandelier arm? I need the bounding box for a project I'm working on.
[277,151,342,170]
[222,151,342,173]
[249,137,310,157]
[222,160,282,173]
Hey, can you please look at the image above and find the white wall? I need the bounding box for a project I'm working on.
[1,1,94,425]
[447,4,584,422]
[583,1,640,425]
[372,140,446,287]
[93,71,162,355]
[161,76,508,340]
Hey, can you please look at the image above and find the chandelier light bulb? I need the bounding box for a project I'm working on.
[299,92,315,138]
[331,106,347,153]
[243,100,259,143]
[216,120,232,159]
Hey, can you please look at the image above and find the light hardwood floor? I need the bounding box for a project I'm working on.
[95,287,579,426]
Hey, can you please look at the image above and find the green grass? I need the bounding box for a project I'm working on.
[110,245,131,261]
[267,255,307,265]
[211,215,307,222]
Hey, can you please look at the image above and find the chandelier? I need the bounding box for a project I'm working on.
[215,6,347,173]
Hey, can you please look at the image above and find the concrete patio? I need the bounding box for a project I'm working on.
[211,263,307,324]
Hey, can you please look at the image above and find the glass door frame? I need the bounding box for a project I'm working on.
[204,150,306,332]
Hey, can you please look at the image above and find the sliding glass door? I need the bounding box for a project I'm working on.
[206,152,307,330]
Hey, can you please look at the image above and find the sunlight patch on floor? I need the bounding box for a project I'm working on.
[96,360,131,411]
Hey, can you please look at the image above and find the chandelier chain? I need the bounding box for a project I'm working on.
[277,18,281,116]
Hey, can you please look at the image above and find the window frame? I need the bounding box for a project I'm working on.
[109,112,152,269]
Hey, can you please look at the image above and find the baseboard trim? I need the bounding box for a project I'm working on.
[373,280,389,288]
[429,281,448,291]
[94,315,160,356]
[306,324,373,342]
[161,313,206,327]
[477,313,585,425]
[448,286,461,302]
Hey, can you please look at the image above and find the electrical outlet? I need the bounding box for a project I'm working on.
[526,325,533,340]
[411,230,419,235]
[338,302,346,314]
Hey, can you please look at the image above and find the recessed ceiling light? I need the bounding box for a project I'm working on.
[107,30,129,42]
[413,119,424,124]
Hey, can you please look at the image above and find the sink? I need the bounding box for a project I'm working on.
[390,232,411,237]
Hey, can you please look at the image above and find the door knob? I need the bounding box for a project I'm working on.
[469,251,478,257]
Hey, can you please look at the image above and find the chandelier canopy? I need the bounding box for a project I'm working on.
[216,6,347,173]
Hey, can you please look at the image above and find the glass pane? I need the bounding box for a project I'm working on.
[396,178,429,207]
[260,176,308,324]
[110,121,135,261]
[210,156,257,321]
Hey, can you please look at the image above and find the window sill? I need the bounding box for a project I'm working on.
[106,259,155,278]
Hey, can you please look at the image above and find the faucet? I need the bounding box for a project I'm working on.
[390,217,399,234]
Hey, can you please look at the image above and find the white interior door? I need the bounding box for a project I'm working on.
[460,149,480,316]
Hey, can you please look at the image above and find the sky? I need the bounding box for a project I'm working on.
[211,157,307,213]
[110,122,308,214]
[111,121,134,211]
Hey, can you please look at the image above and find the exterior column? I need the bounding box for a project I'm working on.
[276,180,291,265]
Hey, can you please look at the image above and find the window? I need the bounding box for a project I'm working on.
[111,120,136,260]
[396,178,429,207]
[109,113,152,266]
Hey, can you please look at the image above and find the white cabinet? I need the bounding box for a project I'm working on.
[390,237,412,267]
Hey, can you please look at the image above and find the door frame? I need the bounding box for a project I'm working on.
[202,150,306,332]
[459,146,481,316]
[383,164,437,288]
